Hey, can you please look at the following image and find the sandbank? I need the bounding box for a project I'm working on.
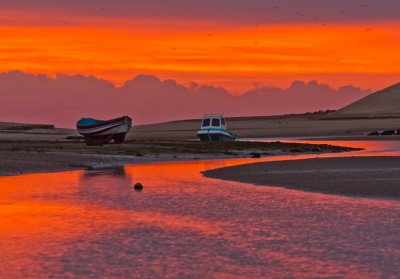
[203,156,400,197]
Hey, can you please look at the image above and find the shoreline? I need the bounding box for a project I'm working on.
[0,151,241,177]
[0,139,358,177]
[203,156,400,198]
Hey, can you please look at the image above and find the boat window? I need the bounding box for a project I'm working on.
[212,118,220,127]
[221,118,226,125]
[202,118,210,127]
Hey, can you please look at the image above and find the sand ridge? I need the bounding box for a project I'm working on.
[332,82,400,116]
[203,156,400,197]
[128,114,400,140]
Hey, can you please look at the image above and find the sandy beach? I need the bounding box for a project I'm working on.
[0,140,354,176]
[0,121,359,176]
[203,156,400,197]
[129,113,400,140]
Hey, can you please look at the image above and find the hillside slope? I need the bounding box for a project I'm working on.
[335,82,400,115]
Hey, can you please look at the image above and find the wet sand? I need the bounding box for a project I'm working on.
[203,156,400,197]
[0,121,357,176]
[0,139,356,176]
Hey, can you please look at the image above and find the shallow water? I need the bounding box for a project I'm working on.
[0,140,400,278]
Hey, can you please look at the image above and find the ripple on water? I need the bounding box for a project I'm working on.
[0,140,399,277]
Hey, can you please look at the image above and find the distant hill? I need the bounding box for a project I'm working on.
[0,122,53,130]
[332,82,400,117]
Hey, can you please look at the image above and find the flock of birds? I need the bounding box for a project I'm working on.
[2,2,377,68]
[60,2,372,28]
[248,2,374,66]
[266,2,372,29]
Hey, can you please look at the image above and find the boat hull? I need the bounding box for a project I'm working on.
[77,116,132,145]
[197,129,236,142]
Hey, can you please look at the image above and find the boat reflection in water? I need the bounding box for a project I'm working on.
[78,167,138,208]
[83,167,127,178]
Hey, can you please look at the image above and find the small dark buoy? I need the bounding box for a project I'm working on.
[250,152,261,158]
[134,183,143,191]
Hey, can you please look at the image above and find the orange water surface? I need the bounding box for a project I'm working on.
[0,140,399,277]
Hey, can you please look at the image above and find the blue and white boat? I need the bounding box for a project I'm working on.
[197,114,237,142]
[76,115,132,145]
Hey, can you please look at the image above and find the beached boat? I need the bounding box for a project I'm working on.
[197,114,237,142]
[76,115,132,145]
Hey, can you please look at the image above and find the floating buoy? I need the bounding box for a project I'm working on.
[250,152,261,158]
[134,183,143,191]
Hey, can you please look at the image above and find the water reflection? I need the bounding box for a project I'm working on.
[83,167,127,178]
[0,140,399,277]
[78,167,136,209]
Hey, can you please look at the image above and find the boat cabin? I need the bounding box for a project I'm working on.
[201,114,227,129]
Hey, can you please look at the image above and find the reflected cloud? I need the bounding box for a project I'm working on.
[0,142,400,277]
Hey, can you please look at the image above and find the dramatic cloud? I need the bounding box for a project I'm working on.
[0,71,371,127]
[1,0,399,92]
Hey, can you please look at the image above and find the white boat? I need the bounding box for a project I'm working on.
[197,114,237,142]
[76,116,132,145]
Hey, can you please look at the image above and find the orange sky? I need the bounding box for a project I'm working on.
[1,12,400,93]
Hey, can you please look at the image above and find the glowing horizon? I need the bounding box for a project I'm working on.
[1,4,400,93]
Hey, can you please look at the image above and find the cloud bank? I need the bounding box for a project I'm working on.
[0,71,371,127]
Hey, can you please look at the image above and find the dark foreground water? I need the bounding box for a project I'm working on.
[0,140,399,278]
